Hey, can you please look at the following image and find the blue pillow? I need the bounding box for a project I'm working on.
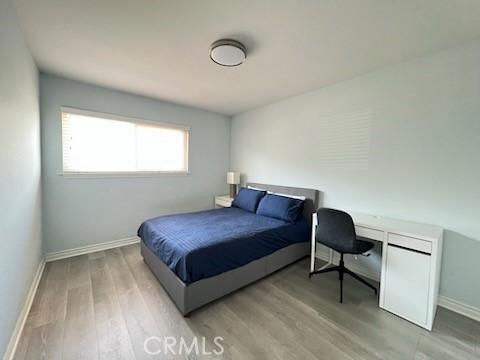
[232,188,267,213]
[256,194,304,223]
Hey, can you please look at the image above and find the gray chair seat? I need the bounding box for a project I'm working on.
[327,236,374,255]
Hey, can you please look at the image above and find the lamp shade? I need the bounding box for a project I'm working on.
[227,171,240,185]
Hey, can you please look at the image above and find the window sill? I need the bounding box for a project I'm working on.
[59,171,190,179]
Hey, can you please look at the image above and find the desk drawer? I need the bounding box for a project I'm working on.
[388,233,432,254]
[355,226,384,241]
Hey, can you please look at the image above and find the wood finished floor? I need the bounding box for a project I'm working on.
[14,243,480,360]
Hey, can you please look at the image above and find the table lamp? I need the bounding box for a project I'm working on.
[227,171,240,198]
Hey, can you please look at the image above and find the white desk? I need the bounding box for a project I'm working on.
[310,212,443,330]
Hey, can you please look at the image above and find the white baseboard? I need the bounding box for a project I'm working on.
[315,252,480,323]
[4,237,141,359]
[4,259,45,360]
[45,236,140,262]
[438,295,480,322]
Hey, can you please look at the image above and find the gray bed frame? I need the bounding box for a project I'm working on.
[141,183,320,316]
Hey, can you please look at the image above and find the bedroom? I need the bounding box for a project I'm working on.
[1,0,480,359]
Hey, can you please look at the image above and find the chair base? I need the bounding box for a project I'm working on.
[309,253,377,303]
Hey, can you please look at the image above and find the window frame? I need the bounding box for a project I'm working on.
[60,106,190,178]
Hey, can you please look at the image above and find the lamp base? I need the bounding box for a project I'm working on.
[229,184,237,198]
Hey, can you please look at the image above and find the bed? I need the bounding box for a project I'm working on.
[139,183,320,315]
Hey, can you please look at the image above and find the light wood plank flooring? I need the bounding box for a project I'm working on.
[14,244,480,359]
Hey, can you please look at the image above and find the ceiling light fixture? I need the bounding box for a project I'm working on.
[209,39,246,67]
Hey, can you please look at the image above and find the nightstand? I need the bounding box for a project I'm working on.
[215,195,234,208]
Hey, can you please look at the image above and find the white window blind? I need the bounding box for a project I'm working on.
[61,108,189,174]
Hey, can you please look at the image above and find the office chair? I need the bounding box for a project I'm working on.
[309,208,377,303]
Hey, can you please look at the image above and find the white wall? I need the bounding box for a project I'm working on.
[0,0,42,355]
[41,74,231,253]
[231,40,480,309]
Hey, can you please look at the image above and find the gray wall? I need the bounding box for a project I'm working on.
[41,74,231,253]
[231,40,480,309]
[0,0,42,355]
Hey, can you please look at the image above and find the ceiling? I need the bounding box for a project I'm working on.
[14,0,480,115]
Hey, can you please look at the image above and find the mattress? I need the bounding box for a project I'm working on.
[137,207,310,284]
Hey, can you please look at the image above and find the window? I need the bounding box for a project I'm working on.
[61,107,189,175]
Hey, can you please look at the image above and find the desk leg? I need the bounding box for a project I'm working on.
[310,213,333,273]
[310,236,316,272]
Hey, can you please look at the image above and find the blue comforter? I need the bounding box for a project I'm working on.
[137,207,310,284]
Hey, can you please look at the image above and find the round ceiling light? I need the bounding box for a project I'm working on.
[209,39,246,67]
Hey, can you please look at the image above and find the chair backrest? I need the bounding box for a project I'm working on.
[316,208,356,250]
